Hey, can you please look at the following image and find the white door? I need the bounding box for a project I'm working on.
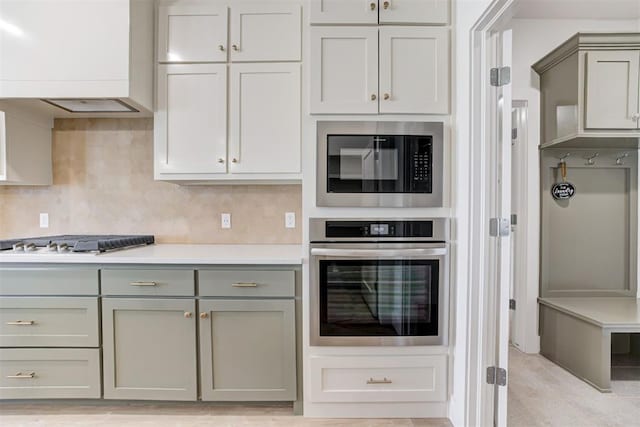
[229,63,301,174]
[379,27,449,114]
[481,29,512,427]
[229,3,301,62]
[585,50,640,130]
[156,64,227,176]
[378,0,448,25]
[310,27,379,114]
[157,3,228,63]
[310,0,378,25]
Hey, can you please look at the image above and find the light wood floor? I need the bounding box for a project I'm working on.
[508,347,640,427]
[0,401,452,426]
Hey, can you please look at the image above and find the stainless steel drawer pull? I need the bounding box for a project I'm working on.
[7,372,35,379]
[231,282,258,288]
[130,281,158,286]
[6,320,35,326]
[367,377,392,384]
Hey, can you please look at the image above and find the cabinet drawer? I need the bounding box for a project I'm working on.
[0,297,99,347]
[0,268,99,295]
[309,355,447,403]
[0,348,101,399]
[198,269,295,297]
[101,269,195,296]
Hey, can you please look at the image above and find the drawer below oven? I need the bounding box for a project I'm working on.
[309,354,447,403]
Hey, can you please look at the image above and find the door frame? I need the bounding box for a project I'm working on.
[465,1,516,426]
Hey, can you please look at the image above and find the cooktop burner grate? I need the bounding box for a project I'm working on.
[0,235,155,252]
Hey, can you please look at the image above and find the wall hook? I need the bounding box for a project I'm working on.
[558,153,571,162]
[585,152,599,165]
[616,152,629,166]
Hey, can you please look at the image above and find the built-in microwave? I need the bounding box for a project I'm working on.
[316,121,444,208]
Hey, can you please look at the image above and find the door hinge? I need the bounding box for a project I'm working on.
[509,299,516,310]
[486,366,507,386]
[489,218,510,237]
[490,66,511,87]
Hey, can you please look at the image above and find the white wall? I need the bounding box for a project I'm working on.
[508,18,639,354]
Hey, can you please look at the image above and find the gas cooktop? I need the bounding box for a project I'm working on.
[0,235,155,253]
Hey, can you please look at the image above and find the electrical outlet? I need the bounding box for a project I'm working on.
[285,212,296,229]
[39,213,49,228]
[221,213,231,229]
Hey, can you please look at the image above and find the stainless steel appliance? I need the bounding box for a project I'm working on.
[316,121,444,208]
[0,235,154,253]
[310,218,449,346]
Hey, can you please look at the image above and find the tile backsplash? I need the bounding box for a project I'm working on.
[0,119,302,244]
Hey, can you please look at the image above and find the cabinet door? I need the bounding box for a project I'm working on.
[102,298,197,401]
[310,27,379,114]
[379,27,449,114]
[310,0,378,24]
[378,0,448,25]
[230,3,301,62]
[229,64,301,174]
[199,299,296,401]
[155,64,227,176]
[158,2,228,63]
[585,51,640,130]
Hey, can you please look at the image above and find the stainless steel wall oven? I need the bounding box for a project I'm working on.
[316,121,444,208]
[310,218,449,346]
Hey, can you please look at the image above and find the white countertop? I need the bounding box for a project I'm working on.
[0,244,303,265]
[539,297,640,329]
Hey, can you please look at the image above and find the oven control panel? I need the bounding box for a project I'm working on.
[325,220,434,238]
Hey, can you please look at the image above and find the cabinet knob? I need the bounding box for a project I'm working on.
[218,45,225,52]
[370,2,376,10]
[383,1,390,9]
[184,312,193,319]
[200,312,209,319]
[232,158,238,163]
[632,113,640,121]
[371,94,377,101]
[232,44,239,51]
[218,158,225,163]
[383,93,390,100]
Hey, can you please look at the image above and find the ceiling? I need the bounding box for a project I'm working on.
[513,0,640,19]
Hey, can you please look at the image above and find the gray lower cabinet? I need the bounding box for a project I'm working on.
[102,298,198,401]
[198,299,296,401]
[0,348,101,399]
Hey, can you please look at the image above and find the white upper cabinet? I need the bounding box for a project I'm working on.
[309,0,448,25]
[310,0,378,25]
[230,4,301,62]
[379,27,449,114]
[155,64,228,177]
[157,3,228,63]
[229,64,301,174]
[158,1,301,64]
[585,51,640,130]
[0,0,153,114]
[310,27,379,114]
[310,27,449,114]
[0,103,52,186]
[378,0,448,25]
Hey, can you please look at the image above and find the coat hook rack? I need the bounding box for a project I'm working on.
[585,152,599,165]
[616,152,629,165]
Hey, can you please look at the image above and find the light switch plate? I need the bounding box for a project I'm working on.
[221,213,231,229]
[285,212,296,229]
[39,213,49,228]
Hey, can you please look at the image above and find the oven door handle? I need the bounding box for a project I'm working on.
[310,248,447,258]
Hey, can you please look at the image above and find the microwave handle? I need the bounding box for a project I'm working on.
[310,248,447,258]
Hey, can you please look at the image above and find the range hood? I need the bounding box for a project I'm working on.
[42,99,139,114]
[0,0,153,117]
